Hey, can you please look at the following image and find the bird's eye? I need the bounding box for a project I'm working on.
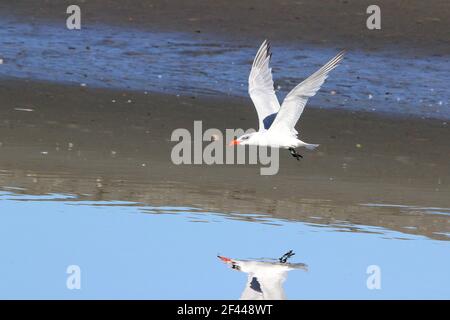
[241,136,249,140]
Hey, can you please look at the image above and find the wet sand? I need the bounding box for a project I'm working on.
[2,0,449,55]
[0,1,448,238]
[2,15,449,119]
[0,79,448,240]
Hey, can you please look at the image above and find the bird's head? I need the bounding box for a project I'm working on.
[217,255,243,272]
[228,133,256,146]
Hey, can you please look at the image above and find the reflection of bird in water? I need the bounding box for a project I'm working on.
[218,251,308,300]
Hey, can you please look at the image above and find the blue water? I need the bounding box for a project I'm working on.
[0,15,449,119]
[0,190,449,299]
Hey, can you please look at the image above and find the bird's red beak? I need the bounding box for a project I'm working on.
[218,255,233,263]
[228,139,240,146]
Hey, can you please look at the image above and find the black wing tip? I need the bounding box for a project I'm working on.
[327,49,346,67]
[337,49,347,58]
[252,39,272,67]
[263,39,271,58]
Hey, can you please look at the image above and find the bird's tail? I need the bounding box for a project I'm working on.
[304,143,319,150]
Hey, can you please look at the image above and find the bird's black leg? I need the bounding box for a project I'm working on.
[288,147,303,161]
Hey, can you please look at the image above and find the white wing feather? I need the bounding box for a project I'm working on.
[269,51,345,135]
[248,40,281,132]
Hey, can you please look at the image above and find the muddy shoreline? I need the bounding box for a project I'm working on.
[2,0,449,55]
[0,79,448,240]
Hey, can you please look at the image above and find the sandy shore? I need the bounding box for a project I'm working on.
[2,0,449,55]
[0,79,448,240]
[0,1,448,239]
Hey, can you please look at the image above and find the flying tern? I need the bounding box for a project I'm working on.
[218,251,308,300]
[229,40,345,160]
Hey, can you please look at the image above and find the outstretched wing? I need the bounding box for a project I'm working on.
[248,40,281,132]
[269,51,345,135]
